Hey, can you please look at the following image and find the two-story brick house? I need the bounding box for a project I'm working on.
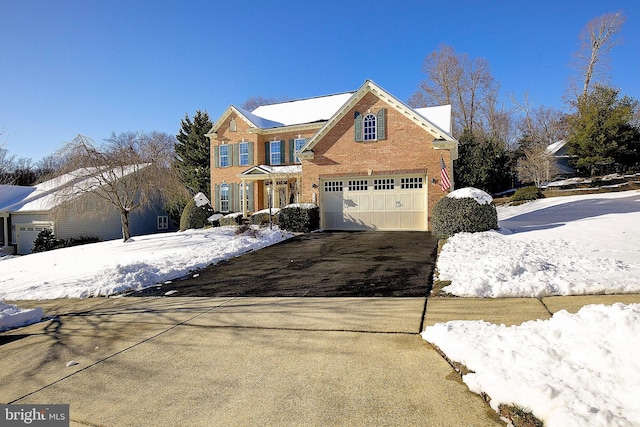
[207,80,458,231]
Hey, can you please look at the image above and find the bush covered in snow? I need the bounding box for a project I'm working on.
[219,212,244,226]
[511,186,544,204]
[279,204,319,233]
[179,199,212,231]
[250,209,279,227]
[431,188,498,239]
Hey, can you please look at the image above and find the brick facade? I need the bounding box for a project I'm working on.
[208,81,456,230]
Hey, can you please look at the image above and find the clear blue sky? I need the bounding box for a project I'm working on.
[1,0,639,162]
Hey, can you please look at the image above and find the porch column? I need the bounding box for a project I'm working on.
[242,178,247,219]
[296,176,300,203]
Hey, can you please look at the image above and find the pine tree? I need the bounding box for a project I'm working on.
[175,110,213,196]
[567,85,640,176]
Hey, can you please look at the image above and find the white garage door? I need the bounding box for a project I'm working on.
[15,223,54,254]
[321,175,427,231]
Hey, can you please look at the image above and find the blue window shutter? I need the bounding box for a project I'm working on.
[354,111,363,142]
[264,141,270,165]
[214,184,220,211]
[377,108,386,140]
[248,142,254,164]
[213,146,219,168]
[289,139,294,163]
[279,140,285,164]
[248,182,254,211]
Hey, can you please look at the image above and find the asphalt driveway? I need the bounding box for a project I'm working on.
[130,231,438,297]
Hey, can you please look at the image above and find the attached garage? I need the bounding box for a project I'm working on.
[15,222,54,254]
[320,174,428,231]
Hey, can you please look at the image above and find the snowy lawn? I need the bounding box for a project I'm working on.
[423,190,640,426]
[0,226,292,327]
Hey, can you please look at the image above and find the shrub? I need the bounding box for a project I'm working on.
[279,204,320,233]
[32,229,66,252]
[219,212,244,226]
[179,199,212,231]
[511,186,544,203]
[431,194,498,239]
[250,209,279,227]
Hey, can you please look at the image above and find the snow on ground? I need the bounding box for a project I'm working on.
[0,300,44,332]
[0,226,292,301]
[437,190,640,297]
[424,190,640,426]
[423,303,640,426]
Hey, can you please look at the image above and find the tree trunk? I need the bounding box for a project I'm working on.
[120,210,131,241]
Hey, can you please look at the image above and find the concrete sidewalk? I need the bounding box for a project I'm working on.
[2,295,639,426]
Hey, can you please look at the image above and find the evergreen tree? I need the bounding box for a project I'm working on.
[175,110,213,196]
[454,130,511,193]
[567,85,640,176]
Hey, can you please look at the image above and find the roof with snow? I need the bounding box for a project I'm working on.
[0,165,149,213]
[250,92,355,127]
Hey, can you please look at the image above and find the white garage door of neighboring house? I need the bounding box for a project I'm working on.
[321,175,427,231]
[15,222,54,254]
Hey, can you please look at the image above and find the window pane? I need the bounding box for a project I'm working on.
[270,141,281,165]
[219,145,229,167]
[401,177,423,189]
[239,142,249,166]
[348,180,368,191]
[374,178,394,190]
[294,138,305,163]
[220,184,229,211]
[363,114,376,141]
[324,181,343,192]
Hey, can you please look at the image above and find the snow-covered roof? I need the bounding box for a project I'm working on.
[0,165,148,213]
[0,185,36,211]
[239,165,302,176]
[235,106,284,129]
[414,105,452,135]
[251,92,354,127]
[546,139,567,156]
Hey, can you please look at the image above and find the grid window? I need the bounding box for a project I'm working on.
[220,183,229,212]
[324,181,343,192]
[348,180,368,191]
[401,177,423,189]
[374,178,395,190]
[219,144,229,167]
[294,138,305,163]
[239,142,249,166]
[157,216,168,230]
[270,141,282,165]
[363,114,376,141]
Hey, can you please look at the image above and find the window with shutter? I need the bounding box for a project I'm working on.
[239,142,249,166]
[376,108,386,140]
[363,114,376,140]
[354,111,363,142]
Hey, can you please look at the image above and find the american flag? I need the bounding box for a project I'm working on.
[440,157,451,192]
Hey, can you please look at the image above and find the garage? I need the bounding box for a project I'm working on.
[320,175,427,231]
[15,222,54,254]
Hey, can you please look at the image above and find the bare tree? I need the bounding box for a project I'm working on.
[53,133,187,241]
[516,145,560,187]
[510,92,569,149]
[571,11,626,99]
[241,95,290,112]
[409,44,500,137]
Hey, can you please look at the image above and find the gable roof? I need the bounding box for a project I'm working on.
[300,80,458,159]
[0,165,148,213]
[251,92,354,126]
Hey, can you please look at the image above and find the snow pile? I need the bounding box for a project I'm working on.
[447,187,493,205]
[422,303,640,426]
[437,190,640,297]
[0,301,44,331]
[0,226,292,300]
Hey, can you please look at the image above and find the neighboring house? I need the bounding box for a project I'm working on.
[546,139,575,176]
[207,80,458,231]
[0,166,174,255]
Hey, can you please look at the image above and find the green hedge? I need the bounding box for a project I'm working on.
[511,186,544,203]
[279,204,320,233]
[431,197,498,239]
[179,199,212,231]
